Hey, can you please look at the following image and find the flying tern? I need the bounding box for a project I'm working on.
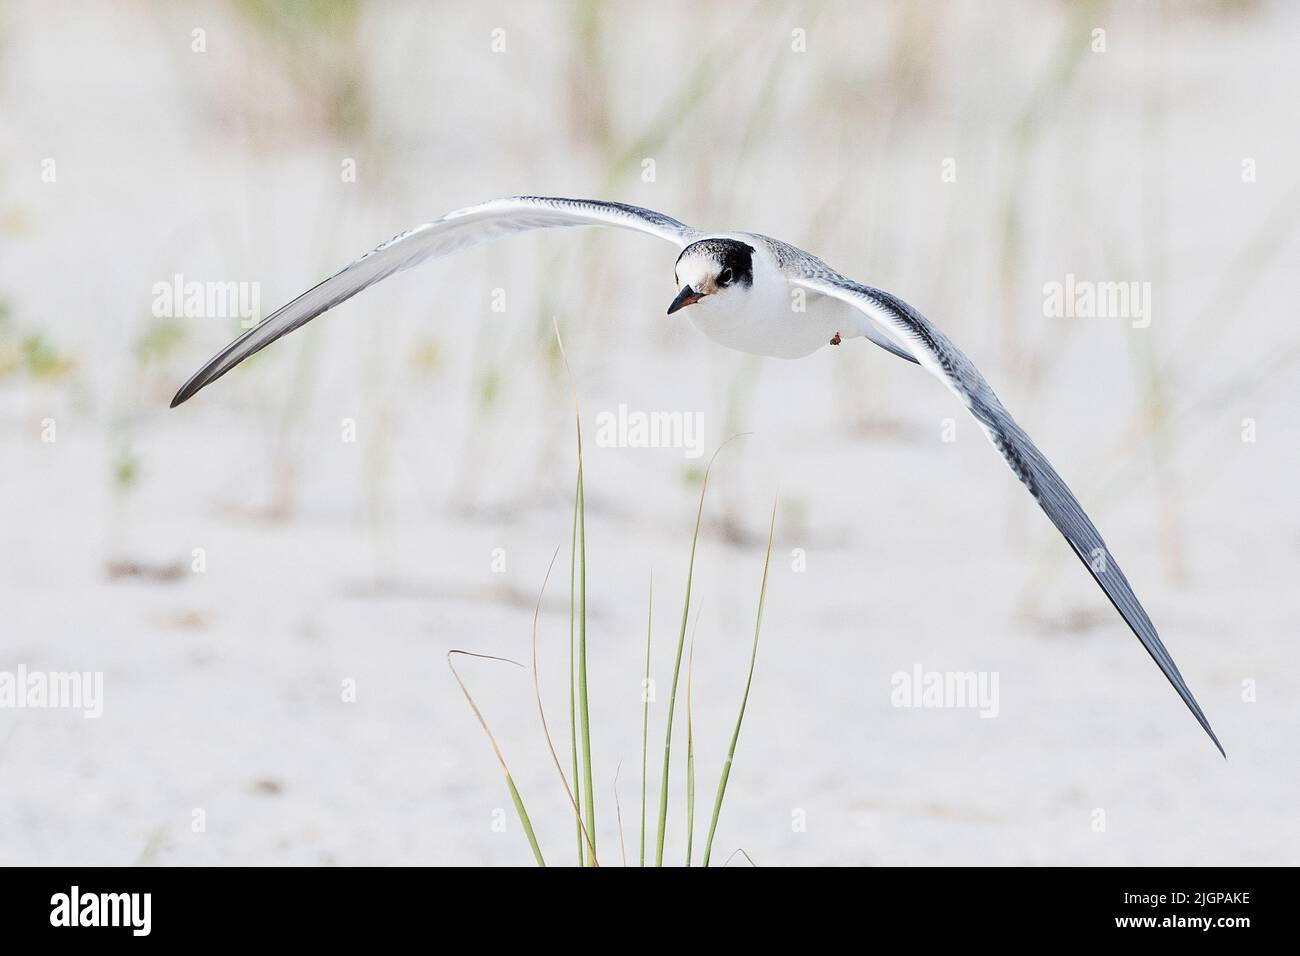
[170,195,1223,756]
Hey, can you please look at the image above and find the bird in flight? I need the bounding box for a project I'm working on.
[171,196,1223,756]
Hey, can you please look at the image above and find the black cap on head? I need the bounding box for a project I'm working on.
[676,238,755,288]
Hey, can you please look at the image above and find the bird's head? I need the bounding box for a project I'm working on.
[667,238,756,315]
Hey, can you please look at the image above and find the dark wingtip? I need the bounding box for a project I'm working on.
[170,359,226,407]
[169,372,208,408]
[169,382,195,408]
[1192,707,1226,759]
[1180,693,1226,759]
[1210,730,1227,760]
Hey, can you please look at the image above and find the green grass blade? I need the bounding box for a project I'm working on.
[654,470,706,866]
[640,572,652,867]
[702,496,777,867]
[505,774,545,867]
[568,471,583,866]
[555,319,596,867]
[685,631,697,867]
[447,650,545,867]
[655,437,741,866]
[576,419,596,866]
[531,548,598,866]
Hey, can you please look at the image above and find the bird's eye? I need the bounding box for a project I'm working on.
[719,268,733,285]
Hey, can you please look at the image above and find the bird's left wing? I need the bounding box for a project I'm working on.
[170,196,701,407]
[784,252,1224,757]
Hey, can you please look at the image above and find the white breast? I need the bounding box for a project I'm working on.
[684,242,852,359]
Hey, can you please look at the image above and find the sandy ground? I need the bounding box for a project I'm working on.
[1,1,1298,865]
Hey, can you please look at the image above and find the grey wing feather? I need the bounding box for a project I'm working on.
[846,311,918,363]
[784,248,1224,757]
[170,197,700,407]
[743,232,916,364]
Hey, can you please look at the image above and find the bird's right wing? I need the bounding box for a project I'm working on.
[780,248,1224,757]
[170,196,701,407]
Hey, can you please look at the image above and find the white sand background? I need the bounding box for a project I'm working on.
[1,0,1297,866]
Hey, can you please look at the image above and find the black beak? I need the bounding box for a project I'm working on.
[666,285,703,315]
